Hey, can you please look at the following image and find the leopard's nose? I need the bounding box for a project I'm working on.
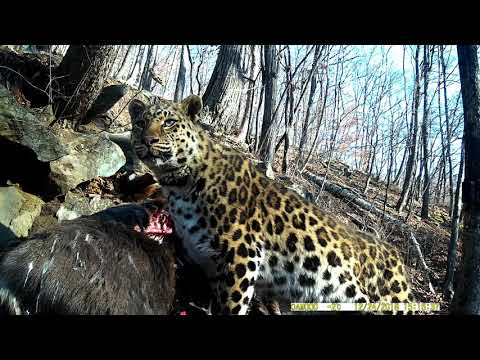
[144,136,159,145]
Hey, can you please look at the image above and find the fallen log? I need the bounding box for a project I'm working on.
[303,170,436,294]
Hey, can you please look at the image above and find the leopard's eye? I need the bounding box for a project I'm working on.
[164,118,177,127]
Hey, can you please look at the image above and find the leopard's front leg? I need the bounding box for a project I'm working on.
[209,234,263,315]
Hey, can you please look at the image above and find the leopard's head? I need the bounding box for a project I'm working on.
[128,95,203,185]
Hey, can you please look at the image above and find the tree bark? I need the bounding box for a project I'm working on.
[174,45,186,102]
[452,45,480,314]
[140,45,155,91]
[238,45,256,143]
[297,45,322,169]
[441,46,455,217]
[396,46,421,213]
[443,140,464,299]
[421,45,432,219]
[53,45,116,127]
[202,45,245,125]
[185,45,194,96]
[258,45,278,178]
[115,45,134,78]
[282,47,295,174]
[127,45,141,81]
[134,46,147,86]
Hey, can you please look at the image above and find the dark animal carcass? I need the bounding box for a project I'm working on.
[0,202,176,315]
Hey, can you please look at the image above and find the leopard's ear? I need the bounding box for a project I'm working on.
[128,99,147,125]
[181,95,203,118]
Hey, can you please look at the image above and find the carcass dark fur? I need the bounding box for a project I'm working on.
[0,204,176,315]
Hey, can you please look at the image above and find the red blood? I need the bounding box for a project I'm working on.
[134,209,174,236]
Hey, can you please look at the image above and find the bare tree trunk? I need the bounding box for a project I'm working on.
[421,45,432,219]
[135,45,148,86]
[282,48,295,174]
[297,46,321,166]
[53,45,116,128]
[202,45,245,125]
[396,46,421,213]
[254,68,265,152]
[140,45,155,91]
[444,140,464,299]
[258,45,278,178]
[238,46,256,143]
[437,48,447,206]
[393,143,408,185]
[363,132,379,194]
[115,45,134,78]
[185,45,194,96]
[441,46,455,217]
[127,45,141,81]
[174,45,186,101]
[383,102,396,222]
[452,45,480,314]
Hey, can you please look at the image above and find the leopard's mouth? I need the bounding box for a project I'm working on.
[141,154,178,171]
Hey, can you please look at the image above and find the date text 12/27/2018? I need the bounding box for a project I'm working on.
[290,302,440,313]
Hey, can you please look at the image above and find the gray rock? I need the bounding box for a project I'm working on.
[0,85,67,162]
[56,191,116,222]
[49,131,126,194]
[0,186,44,243]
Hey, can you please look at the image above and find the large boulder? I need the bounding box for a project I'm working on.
[0,186,44,243]
[0,85,67,162]
[49,131,126,194]
[56,191,116,222]
[1,85,126,197]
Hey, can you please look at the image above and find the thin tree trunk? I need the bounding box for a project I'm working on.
[282,48,295,174]
[127,45,141,81]
[135,45,148,86]
[115,45,134,78]
[238,45,256,143]
[443,140,464,299]
[396,46,421,213]
[174,45,186,101]
[186,45,194,96]
[441,46,455,217]
[140,45,155,91]
[421,45,432,219]
[258,45,278,177]
[297,46,321,167]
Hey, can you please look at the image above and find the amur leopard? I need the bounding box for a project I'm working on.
[128,95,415,315]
